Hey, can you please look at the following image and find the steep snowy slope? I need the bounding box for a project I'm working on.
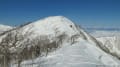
[92,31,120,58]
[89,30,120,59]
[0,16,120,67]
[17,39,120,67]
[0,24,12,33]
[97,36,120,57]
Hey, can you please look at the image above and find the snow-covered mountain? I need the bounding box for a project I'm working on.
[0,24,12,33]
[0,16,120,67]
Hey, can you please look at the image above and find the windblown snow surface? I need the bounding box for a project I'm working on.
[0,16,120,67]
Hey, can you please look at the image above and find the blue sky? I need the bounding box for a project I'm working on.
[0,0,120,28]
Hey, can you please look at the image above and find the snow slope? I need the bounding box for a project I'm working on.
[0,24,12,33]
[90,31,120,59]
[16,38,120,67]
[0,16,120,67]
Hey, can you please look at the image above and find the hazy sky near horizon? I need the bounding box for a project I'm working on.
[0,0,120,27]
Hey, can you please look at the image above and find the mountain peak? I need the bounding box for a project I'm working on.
[34,16,73,25]
[41,16,68,20]
[23,16,79,37]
